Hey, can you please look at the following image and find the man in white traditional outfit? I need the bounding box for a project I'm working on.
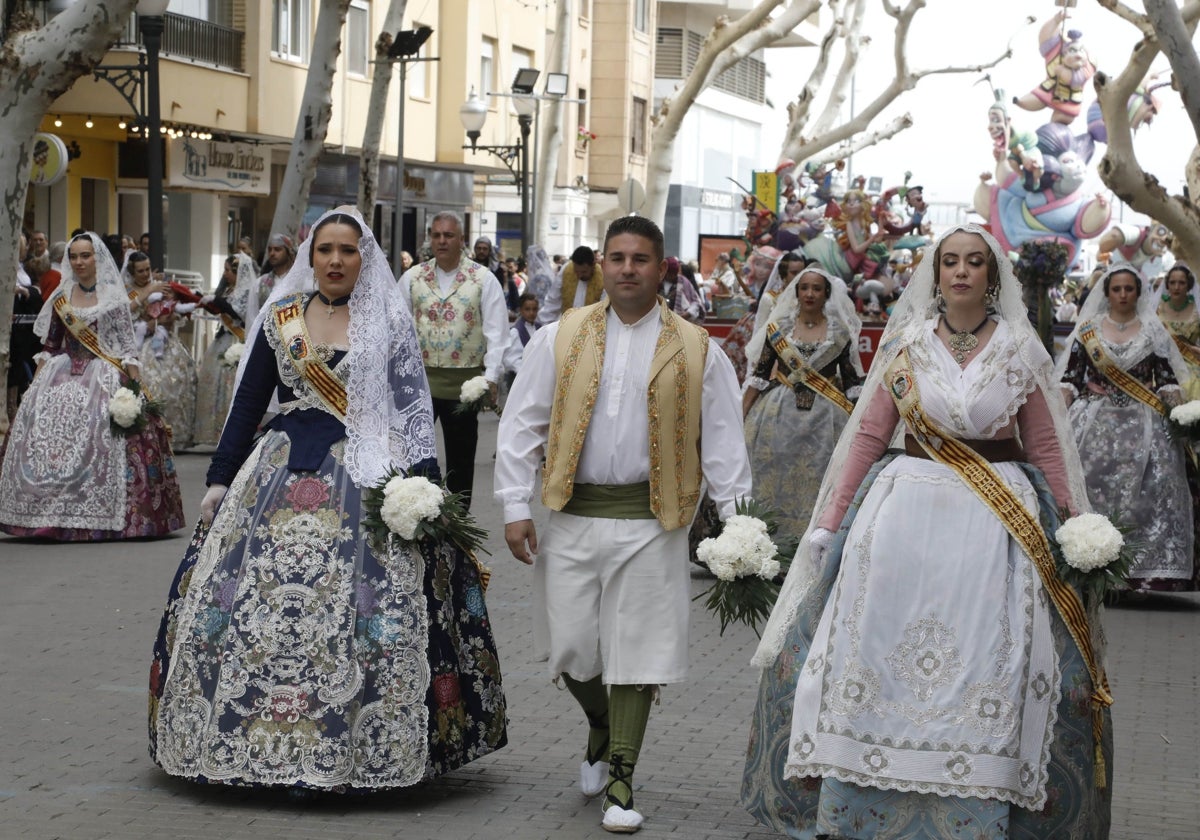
[496,216,752,833]
[537,245,604,324]
[399,211,508,508]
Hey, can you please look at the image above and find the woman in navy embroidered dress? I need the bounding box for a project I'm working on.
[148,207,507,791]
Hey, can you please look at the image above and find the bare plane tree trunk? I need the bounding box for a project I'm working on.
[270,0,352,239]
[644,0,819,224]
[0,0,140,431]
[356,0,409,219]
[533,0,571,248]
[1095,0,1200,267]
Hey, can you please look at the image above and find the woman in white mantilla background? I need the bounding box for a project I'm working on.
[741,265,863,546]
[0,233,183,541]
[192,252,258,446]
[1058,263,1197,592]
[148,207,506,792]
[742,224,1112,838]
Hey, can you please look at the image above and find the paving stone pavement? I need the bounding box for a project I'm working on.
[1,414,1197,839]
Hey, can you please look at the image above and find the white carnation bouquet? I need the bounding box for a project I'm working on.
[1052,511,1134,603]
[222,341,246,367]
[1167,399,1200,442]
[107,380,162,437]
[454,374,501,416]
[694,498,794,635]
[362,468,488,559]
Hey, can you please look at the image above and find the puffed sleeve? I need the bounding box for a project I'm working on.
[206,328,279,486]
[816,383,900,531]
[1059,340,1089,399]
[1017,384,1076,515]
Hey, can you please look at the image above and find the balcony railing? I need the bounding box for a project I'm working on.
[23,4,244,73]
[119,12,245,72]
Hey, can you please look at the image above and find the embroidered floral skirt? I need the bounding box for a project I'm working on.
[147,431,507,791]
[0,352,184,541]
[1070,395,1196,590]
[193,331,237,446]
[139,333,199,451]
[741,456,1113,839]
[744,383,847,546]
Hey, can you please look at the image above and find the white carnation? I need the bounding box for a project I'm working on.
[223,341,246,366]
[379,475,445,540]
[108,387,144,428]
[696,515,780,580]
[1170,399,1200,426]
[1055,513,1124,573]
[459,375,490,404]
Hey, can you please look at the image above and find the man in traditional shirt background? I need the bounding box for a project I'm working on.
[537,244,603,324]
[400,211,508,508]
[258,233,296,307]
[495,216,751,833]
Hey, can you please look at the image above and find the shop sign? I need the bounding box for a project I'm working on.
[167,138,269,194]
[29,133,69,186]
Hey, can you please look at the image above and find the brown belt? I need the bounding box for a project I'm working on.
[904,435,1025,463]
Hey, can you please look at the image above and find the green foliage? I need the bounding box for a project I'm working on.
[362,467,490,557]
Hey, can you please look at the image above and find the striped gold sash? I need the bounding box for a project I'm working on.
[54,296,128,373]
[766,321,854,415]
[1078,320,1165,415]
[1171,332,1200,368]
[273,294,349,421]
[885,348,1111,787]
[220,312,246,341]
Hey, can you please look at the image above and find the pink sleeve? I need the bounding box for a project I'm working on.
[1018,385,1076,515]
[816,382,900,531]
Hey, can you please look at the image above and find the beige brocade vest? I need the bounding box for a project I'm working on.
[541,299,709,531]
[559,262,605,314]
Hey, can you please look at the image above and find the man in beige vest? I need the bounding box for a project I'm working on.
[399,211,509,507]
[537,244,604,324]
[495,216,751,833]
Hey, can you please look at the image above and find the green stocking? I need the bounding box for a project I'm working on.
[605,684,653,810]
[561,674,609,764]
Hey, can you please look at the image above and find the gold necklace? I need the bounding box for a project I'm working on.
[943,314,989,363]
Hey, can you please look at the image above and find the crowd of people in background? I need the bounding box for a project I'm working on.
[6,206,1199,839]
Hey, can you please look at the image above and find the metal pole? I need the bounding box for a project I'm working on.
[394,58,406,275]
[530,102,539,248]
[142,14,165,272]
[519,114,531,254]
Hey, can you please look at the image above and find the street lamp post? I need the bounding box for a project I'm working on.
[138,0,169,272]
[460,69,540,255]
[386,26,435,275]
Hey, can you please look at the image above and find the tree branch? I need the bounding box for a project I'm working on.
[806,112,914,168]
[1144,0,1200,141]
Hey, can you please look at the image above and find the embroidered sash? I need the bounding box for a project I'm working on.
[1171,332,1200,368]
[1077,320,1166,415]
[766,321,854,415]
[273,294,348,421]
[219,313,246,341]
[885,348,1112,787]
[54,296,129,374]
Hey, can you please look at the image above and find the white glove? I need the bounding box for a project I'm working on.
[200,294,215,305]
[147,291,164,304]
[174,302,197,314]
[200,484,228,526]
[808,527,835,564]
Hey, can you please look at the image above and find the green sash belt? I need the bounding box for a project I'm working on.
[561,482,655,519]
